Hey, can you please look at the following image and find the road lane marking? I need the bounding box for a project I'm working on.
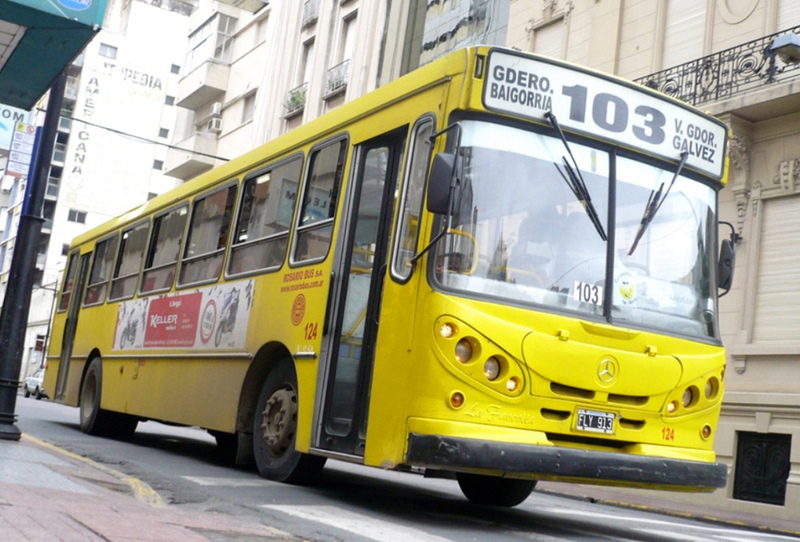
[182,476,276,487]
[263,504,455,542]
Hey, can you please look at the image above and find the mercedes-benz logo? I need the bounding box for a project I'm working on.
[597,358,618,383]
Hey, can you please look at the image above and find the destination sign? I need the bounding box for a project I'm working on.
[482,50,727,180]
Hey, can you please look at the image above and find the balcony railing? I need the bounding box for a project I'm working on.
[636,26,800,107]
[302,0,320,29]
[323,59,350,99]
[285,82,308,118]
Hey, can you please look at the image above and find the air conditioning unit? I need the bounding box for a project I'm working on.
[210,102,223,117]
[207,117,222,134]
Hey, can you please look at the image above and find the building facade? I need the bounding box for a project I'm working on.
[507,0,799,521]
[0,0,193,380]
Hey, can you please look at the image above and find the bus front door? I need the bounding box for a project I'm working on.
[318,132,405,456]
[54,251,91,402]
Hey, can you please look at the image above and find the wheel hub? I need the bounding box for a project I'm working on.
[261,386,297,457]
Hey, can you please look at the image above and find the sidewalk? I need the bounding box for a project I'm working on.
[0,435,297,541]
[2,434,798,541]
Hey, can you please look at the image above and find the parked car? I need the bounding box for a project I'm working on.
[23,368,47,399]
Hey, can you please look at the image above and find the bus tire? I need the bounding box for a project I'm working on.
[253,358,326,484]
[456,472,536,507]
[80,358,138,438]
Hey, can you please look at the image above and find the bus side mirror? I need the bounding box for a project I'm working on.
[718,238,735,295]
[427,153,459,215]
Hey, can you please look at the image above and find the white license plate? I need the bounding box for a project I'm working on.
[576,409,615,434]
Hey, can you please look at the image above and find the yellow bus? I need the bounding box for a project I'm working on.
[45,46,733,507]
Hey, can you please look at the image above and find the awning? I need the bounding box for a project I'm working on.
[0,0,107,110]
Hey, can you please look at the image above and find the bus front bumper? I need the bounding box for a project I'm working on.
[406,433,728,492]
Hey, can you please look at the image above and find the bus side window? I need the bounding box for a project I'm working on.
[229,156,302,276]
[392,118,434,280]
[110,221,149,301]
[141,206,188,294]
[84,234,119,306]
[58,251,80,312]
[293,139,348,263]
[179,184,237,286]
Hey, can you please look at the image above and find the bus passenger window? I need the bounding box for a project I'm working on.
[393,119,433,280]
[109,221,149,301]
[84,234,119,306]
[58,251,80,311]
[141,207,187,294]
[229,157,301,275]
[179,185,237,286]
[294,139,347,262]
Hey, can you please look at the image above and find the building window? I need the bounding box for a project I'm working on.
[170,64,181,75]
[165,95,175,106]
[242,93,256,123]
[147,192,157,201]
[153,160,164,170]
[734,432,791,506]
[61,244,70,256]
[99,43,117,59]
[159,128,169,138]
[533,20,564,60]
[184,14,238,76]
[67,209,87,224]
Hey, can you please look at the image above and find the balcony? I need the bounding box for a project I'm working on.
[164,131,219,181]
[302,0,320,29]
[176,60,230,111]
[636,26,800,115]
[323,59,350,100]
[284,82,308,119]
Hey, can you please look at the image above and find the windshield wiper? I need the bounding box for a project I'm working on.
[545,111,607,242]
[627,151,689,255]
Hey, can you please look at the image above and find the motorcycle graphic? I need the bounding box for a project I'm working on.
[215,288,240,347]
[120,312,138,349]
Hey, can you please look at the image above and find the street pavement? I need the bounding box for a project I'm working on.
[1,428,799,541]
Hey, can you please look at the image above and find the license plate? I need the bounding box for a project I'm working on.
[576,409,615,434]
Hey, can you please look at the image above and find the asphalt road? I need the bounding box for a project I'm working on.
[14,395,797,542]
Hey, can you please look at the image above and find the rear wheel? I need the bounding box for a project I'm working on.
[456,472,536,507]
[253,358,326,484]
[80,358,138,438]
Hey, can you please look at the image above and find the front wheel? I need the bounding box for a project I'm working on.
[456,472,536,507]
[253,358,326,484]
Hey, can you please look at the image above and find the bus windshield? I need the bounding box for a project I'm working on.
[434,119,719,340]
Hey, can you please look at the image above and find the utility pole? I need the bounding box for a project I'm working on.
[0,71,66,440]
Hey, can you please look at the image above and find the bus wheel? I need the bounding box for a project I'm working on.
[456,472,536,507]
[253,359,326,484]
[80,358,138,438]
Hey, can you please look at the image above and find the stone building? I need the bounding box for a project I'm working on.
[507,0,799,521]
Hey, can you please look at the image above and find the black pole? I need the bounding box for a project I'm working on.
[0,71,67,440]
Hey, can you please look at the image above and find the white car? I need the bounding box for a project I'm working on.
[23,368,47,399]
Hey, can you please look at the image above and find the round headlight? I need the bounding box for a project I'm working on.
[667,400,678,414]
[682,388,694,408]
[704,377,719,400]
[484,357,501,381]
[455,339,473,364]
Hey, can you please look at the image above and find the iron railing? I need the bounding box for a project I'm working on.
[285,82,308,118]
[302,0,320,29]
[324,59,350,98]
[635,26,800,107]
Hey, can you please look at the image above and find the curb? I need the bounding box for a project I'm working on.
[21,433,165,507]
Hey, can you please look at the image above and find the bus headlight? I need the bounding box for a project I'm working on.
[484,357,501,381]
[682,387,695,408]
[455,338,473,364]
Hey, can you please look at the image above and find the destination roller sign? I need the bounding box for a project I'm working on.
[482,50,727,181]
